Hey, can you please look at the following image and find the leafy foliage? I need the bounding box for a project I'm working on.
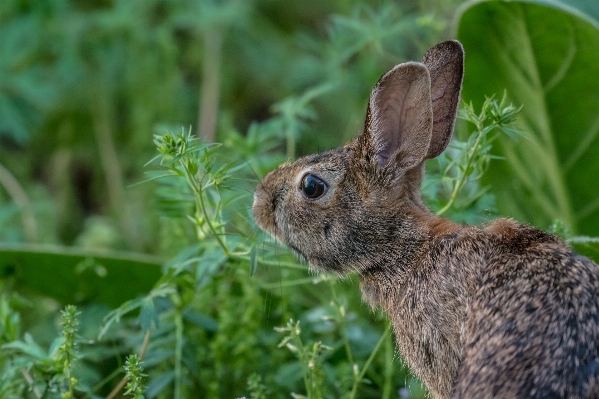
[0,1,598,398]
[124,354,147,399]
[457,0,599,236]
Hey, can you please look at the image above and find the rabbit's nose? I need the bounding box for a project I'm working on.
[252,182,272,232]
[253,183,267,208]
[252,190,261,209]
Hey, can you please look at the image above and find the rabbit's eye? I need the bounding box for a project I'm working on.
[301,174,327,199]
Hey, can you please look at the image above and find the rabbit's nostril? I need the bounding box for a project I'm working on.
[253,183,266,206]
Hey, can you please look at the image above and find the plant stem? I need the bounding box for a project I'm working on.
[259,277,324,289]
[0,162,37,242]
[83,367,123,399]
[436,121,485,216]
[174,308,184,399]
[330,284,354,365]
[183,163,230,256]
[67,350,74,397]
[21,370,42,399]
[106,330,151,399]
[229,254,305,269]
[198,28,223,141]
[93,100,141,250]
[349,322,391,399]
[381,321,393,399]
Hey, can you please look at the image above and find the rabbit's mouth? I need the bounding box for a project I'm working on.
[287,242,308,262]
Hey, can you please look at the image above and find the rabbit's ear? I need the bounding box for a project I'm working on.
[362,62,433,170]
[421,40,464,159]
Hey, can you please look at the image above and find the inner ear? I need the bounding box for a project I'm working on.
[420,40,464,159]
[364,62,433,170]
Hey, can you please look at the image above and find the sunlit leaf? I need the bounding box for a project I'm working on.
[457,0,599,235]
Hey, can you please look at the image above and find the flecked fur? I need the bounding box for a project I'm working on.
[252,40,599,399]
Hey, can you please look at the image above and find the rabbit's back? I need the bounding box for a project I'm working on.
[361,219,599,399]
[452,220,599,398]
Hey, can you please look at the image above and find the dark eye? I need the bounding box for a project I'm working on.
[301,174,327,199]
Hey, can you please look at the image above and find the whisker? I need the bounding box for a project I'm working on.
[274,223,285,323]
[261,230,273,323]
[220,207,254,218]
[245,160,262,182]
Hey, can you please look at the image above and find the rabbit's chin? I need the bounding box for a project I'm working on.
[286,242,308,263]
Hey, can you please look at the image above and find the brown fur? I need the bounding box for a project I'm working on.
[253,40,599,398]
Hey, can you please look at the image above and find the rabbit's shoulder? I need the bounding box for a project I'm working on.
[453,220,599,399]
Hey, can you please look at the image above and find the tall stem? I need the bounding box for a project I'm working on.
[349,322,392,399]
[183,164,229,255]
[174,309,183,399]
[436,121,485,216]
[105,330,151,399]
[94,99,141,250]
[330,284,354,365]
[381,322,393,399]
[198,29,223,141]
[0,162,37,241]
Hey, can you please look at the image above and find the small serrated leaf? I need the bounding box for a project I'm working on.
[139,298,158,331]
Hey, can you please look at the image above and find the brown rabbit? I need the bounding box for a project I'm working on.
[252,40,599,399]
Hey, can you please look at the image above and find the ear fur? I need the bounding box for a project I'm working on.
[421,40,464,159]
[363,62,433,170]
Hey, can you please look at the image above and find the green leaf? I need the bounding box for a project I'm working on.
[139,297,158,331]
[0,244,162,308]
[568,236,599,262]
[3,333,49,360]
[182,308,218,332]
[456,0,599,235]
[145,370,175,398]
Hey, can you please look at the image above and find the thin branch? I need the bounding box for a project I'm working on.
[0,161,37,241]
[174,309,183,399]
[93,99,142,251]
[21,369,42,399]
[349,322,392,399]
[198,28,223,141]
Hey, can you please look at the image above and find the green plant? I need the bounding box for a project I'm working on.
[246,373,269,399]
[275,319,332,399]
[124,354,147,399]
[0,304,82,399]
[1,1,597,399]
[422,94,523,223]
[58,305,80,399]
[457,0,599,237]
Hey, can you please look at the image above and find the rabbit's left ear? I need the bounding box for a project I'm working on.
[361,61,433,170]
[421,40,464,159]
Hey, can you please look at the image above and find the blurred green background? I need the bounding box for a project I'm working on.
[0,0,446,250]
[1,0,598,398]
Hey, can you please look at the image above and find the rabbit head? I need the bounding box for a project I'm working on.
[253,40,464,276]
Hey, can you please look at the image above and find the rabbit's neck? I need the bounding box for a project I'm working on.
[359,220,481,399]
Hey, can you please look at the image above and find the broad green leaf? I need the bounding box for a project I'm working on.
[456,0,599,235]
[0,244,162,308]
[569,236,599,262]
[555,0,599,22]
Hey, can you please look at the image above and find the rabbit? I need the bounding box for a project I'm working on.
[252,40,599,399]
